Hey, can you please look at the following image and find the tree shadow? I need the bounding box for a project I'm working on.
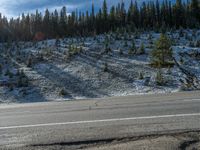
[0,80,47,103]
[77,53,138,83]
[33,63,108,99]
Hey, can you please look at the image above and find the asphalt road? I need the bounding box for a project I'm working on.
[0,91,200,149]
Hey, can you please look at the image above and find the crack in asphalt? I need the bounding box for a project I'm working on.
[179,139,199,150]
[27,130,200,149]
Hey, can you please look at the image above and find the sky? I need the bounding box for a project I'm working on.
[0,0,133,18]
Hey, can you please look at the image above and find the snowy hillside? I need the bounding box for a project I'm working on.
[0,29,200,103]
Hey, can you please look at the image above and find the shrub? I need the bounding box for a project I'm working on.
[155,69,165,86]
[9,85,14,91]
[81,40,85,46]
[17,70,28,87]
[9,72,14,79]
[0,64,2,74]
[179,80,193,91]
[167,67,172,74]
[104,37,111,53]
[79,46,83,52]
[38,54,44,61]
[103,63,108,72]
[195,40,200,47]
[27,57,33,67]
[68,44,82,57]
[55,38,60,47]
[119,48,123,55]
[105,46,111,53]
[124,40,128,47]
[148,34,152,40]
[189,41,195,47]
[14,68,19,75]
[5,69,11,76]
[138,72,144,80]
[59,88,68,96]
[180,57,184,64]
[144,77,151,86]
[138,42,145,54]
[128,40,136,55]
[17,77,28,87]
[179,28,184,37]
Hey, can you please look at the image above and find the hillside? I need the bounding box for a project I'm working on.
[0,29,200,103]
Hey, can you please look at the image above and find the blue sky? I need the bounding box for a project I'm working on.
[0,0,134,18]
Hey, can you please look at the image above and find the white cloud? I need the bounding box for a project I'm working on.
[0,0,133,18]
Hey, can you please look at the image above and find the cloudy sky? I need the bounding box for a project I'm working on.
[0,0,133,18]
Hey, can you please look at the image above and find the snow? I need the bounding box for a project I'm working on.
[0,29,200,103]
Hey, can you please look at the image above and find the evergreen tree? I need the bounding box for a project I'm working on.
[52,9,59,37]
[173,0,184,28]
[102,0,108,32]
[129,40,136,55]
[0,0,199,42]
[91,2,95,32]
[102,0,108,20]
[151,33,173,67]
[139,42,145,54]
[60,6,67,36]
[43,9,50,38]
[190,0,200,24]
[110,6,116,30]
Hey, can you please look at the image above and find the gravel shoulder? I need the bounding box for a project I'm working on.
[7,131,200,150]
[85,132,200,150]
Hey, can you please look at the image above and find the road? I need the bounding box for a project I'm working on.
[0,91,200,149]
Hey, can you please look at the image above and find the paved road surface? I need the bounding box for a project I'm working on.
[0,91,200,149]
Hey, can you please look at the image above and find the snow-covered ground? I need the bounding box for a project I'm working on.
[0,29,200,103]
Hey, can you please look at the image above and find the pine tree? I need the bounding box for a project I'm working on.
[129,40,136,55]
[60,6,67,36]
[52,9,59,37]
[120,0,126,26]
[133,1,140,28]
[127,0,134,25]
[190,0,200,24]
[173,0,184,28]
[0,0,199,41]
[103,0,108,20]
[138,42,145,54]
[103,63,108,72]
[43,9,50,37]
[91,2,95,32]
[102,0,108,32]
[156,0,161,26]
[151,33,173,67]
[110,6,116,30]
[138,72,144,79]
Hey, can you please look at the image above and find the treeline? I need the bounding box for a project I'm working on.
[0,0,199,42]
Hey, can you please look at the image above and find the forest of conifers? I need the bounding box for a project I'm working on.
[0,0,199,42]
